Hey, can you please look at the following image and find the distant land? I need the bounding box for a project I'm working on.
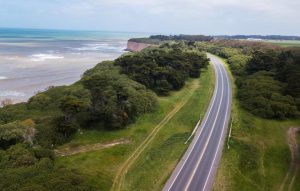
[127,34,300,51]
[214,34,300,41]
[129,34,300,43]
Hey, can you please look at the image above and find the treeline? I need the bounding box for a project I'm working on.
[0,64,158,147]
[0,144,95,191]
[199,41,300,119]
[215,35,300,41]
[116,43,209,95]
[0,43,209,190]
[82,61,157,129]
[128,38,162,45]
[129,34,213,44]
[149,35,213,42]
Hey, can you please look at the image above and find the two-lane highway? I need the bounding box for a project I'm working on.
[163,53,232,191]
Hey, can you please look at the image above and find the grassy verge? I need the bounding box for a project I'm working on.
[213,59,300,191]
[293,131,300,191]
[267,40,300,47]
[55,65,215,190]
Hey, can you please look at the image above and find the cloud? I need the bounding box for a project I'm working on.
[0,0,299,35]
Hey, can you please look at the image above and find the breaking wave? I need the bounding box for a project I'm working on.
[29,54,64,62]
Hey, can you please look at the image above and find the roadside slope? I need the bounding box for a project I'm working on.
[55,66,215,191]
[213,58,300,191]
[162,53,232,191]
[116,65,215,191]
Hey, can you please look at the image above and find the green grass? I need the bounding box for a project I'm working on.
[55,66,215,191]
[213,59,300,191]
[267,40,300,47]
[293,131,300,191]
[120,65,214,191]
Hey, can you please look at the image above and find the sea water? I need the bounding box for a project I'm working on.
[0,28,147,103]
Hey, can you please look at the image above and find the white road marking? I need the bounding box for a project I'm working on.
[183,62,224,191]
[165,61,220,191]
[185,117,201,144]
[202,59,231,191]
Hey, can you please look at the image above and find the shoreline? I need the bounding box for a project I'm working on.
[0,53,123,105]
[0,40,153,105]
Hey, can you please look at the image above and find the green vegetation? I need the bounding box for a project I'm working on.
[120,66,214,191]
[213,66,300,190]
[269,40,300,47]
[0,144,94,191]
[199,41,300,119]
[216,35,300,41]
[0,42,210,190]
[210,50,300,190]
[295,131,300,191]
[116,43,209,95]
[82,61,157,129]
[55,65,214,190]
[0,119,35,149]
[129,34,213,45]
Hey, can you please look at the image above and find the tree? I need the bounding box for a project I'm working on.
[57,96,89,137]
[246,50,279,74]
[27,93,52,110]
[0,119,36,149]
[115,44,209,95]
[59,96,89,123]
[82,63,157,129]
[237,71,299,119]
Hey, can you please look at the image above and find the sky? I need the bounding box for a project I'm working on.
[0,0,299,35]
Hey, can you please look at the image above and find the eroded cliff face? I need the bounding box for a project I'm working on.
[127,41,152,52]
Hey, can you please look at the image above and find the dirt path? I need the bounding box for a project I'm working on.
[111,80,200,191]
[55,139,130,156]
[279,127,300,191]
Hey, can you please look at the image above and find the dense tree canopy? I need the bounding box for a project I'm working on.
[201,41,300,119]
[0,120,36,149]
[0,144,94,191]
[0,43,208,190]
[83,62,157,129]
[237,71,299,118]
[115,45,209,95]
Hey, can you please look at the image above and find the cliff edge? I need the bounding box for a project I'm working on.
[127,40,153,52]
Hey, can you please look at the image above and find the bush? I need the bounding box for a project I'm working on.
[201,42,300,119]
[82,62,157,129]
[115,44,209,95]
[27,94,52,110]
[237,72,299,119]
[34,148,54,160]
[0,144,37,168]
[0,120,36,149]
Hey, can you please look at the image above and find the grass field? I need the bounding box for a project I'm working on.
[293,131,300,191]
[213,60,300,191]
[267,40,300,47]
[55,65,215,190]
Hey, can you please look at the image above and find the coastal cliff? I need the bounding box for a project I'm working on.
[127,40,153,52]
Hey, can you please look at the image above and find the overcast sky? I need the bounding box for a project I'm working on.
[0,0,299,35]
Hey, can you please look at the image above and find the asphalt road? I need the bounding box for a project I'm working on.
[163,53,232,191]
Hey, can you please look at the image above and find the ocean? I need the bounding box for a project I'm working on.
[0,28,147,103]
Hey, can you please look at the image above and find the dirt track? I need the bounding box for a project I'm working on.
[279,127,300,191]
[55,139,130,156]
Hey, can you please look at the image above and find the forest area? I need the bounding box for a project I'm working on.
[197,40,300,191]
[1,35,300,190]
[198,40,300,119]
[0,42,209,190]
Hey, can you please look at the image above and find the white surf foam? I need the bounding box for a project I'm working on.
[0,76,7,80]
[73,43,124,52]
[29,54,64,62]
[0,91,26,97]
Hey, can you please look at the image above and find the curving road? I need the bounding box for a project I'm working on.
[163,53,232,191]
